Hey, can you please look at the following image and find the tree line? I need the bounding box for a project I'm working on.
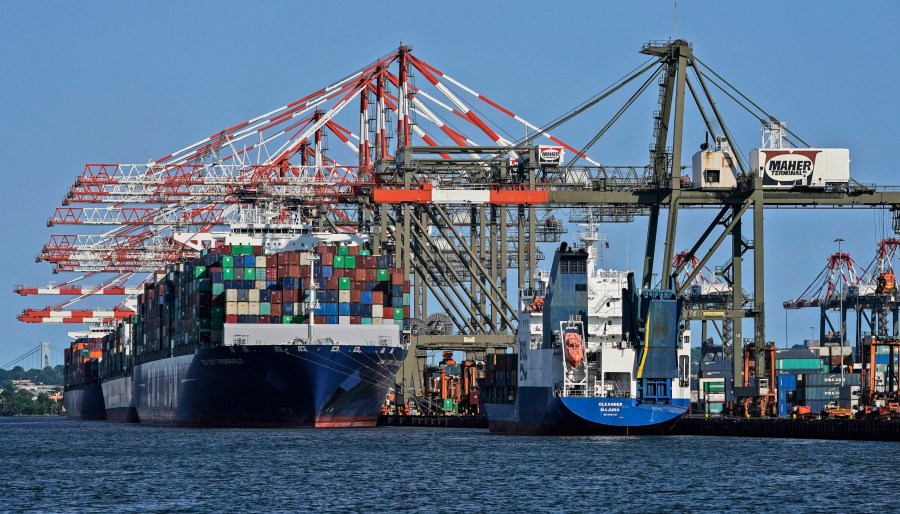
[0,366,65,416]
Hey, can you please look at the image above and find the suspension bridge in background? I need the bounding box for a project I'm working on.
[2,343,64,371]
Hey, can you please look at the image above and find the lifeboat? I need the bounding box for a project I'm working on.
[563,330,584,368]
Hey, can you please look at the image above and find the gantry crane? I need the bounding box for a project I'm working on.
[18,40,900,399]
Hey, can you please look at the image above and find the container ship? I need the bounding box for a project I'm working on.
[480,226,691,435]
[98,218,409,427]
[99,320,139,422]
[63,337,106,420]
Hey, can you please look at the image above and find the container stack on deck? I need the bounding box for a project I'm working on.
[133,243,410,358]
[64,338,102,388]
[478,353,518,405]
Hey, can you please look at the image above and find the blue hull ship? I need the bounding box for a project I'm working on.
[482,228,691,436]
[132,325,406,427]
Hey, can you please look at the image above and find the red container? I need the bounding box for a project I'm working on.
[350,290,362,303]
[318,246,336,256]
[277,264,289,277]
[266,269,278,280]
[321,253,334,266]
[391,272,404,283]
[271,303,282,316]
[355,269,367,281]
[314,315,328,324]
[325,277,339,289]
[348,245,359,256]
[289,265,301,277]
[267,258,278,269]
[365,269,377,281]
[226,314,238,323]
[258,316,270,324]
[283,289,298,303]
[373,291,384,304]
[350,316,361,324]
[287,252,300,265]
[271,290,283,303]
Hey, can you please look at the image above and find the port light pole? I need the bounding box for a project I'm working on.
[835,237,844,387]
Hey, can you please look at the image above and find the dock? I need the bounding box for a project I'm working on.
[672,416,900,441]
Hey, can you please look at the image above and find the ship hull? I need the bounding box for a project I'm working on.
[483,386,687,435]
[63,384,106,421]
[100,374,139,423]
[133,344,405,427]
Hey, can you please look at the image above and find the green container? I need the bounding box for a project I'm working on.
[403,293,410,306]
[345,256,356,269]
[376,269,389,281]
[193,265,207,279]
[703,381,726,393]
[243,268,256,280]
[443,398,454,410]
[394,307,403,320]
[361,317,372,325]
[212,283,225,295]
[778,358,824,371]
[338,277,351,290]
[282,315,294,324]
[359,249,371,256]
[333,255,345,269]
[337,246,349,256]
[212,319,224,330]
[260,303,271,315]
[221,256,234,268]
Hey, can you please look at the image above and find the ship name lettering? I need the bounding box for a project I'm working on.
[201,358,245,365]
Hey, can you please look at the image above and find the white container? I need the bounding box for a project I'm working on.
[751,148,849,188]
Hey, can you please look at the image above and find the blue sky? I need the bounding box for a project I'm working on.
[2,1,898,367]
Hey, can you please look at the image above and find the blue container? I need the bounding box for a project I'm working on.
[361,291,372,304]
[266,280,278,290]
[211,272,223,282]
[377,256,388,268]
[260,290,271,302]
[391,285,403,296]
[350,303,361,316]
[339,303,350,316]
[777,374,797,390]
[244,255,255,267]
[876,354,890,365]
[326,315,339,324]
[323,303,338,316]
[322,265,333,278]
[284,303,294,315]
[360,304,372,317]
[224,280,233,289]
[237,315,248,323]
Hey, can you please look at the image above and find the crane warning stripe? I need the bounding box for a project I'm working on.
[372,188,548,205]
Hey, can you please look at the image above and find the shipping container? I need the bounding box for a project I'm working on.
[750,148,850,189]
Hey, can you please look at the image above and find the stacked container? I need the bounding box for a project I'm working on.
[64,338,102,388]
[133,243,409,357]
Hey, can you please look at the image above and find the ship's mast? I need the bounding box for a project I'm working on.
[306,253,319,342]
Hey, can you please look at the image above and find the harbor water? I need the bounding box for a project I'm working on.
[1,416,896,513]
